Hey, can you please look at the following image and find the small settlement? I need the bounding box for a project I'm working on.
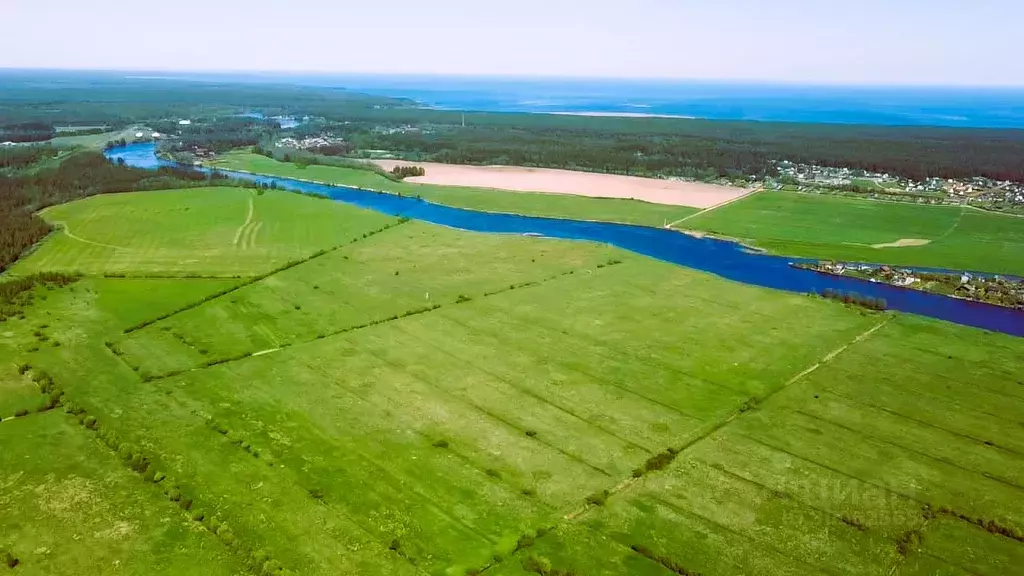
[794,261,1024,310]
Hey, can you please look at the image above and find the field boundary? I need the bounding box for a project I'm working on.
[485,316,893,572]
[134,260,627,384]
[122,219,410,334]
[666,187,762,228]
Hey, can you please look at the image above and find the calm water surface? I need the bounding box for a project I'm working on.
[109,143,1024,337]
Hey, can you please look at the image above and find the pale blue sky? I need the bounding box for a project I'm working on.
[2,0,1021,85]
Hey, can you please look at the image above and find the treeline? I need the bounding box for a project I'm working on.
[0,71,403,126]
[821,288,888,311]
[0,122,54,143]
[1,145,59,170]
[390,165,425,179]
[321,109,1024,182]
[0,152,229,272]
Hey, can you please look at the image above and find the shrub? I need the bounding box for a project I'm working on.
[585,490,609,506]
[152,471,166,484]
[642,449,679,474]
[522,555,551,575]
[191,510,205,522]
[388,539,401,552]
[16,363,30,375]
[521,488,537,497]
[206,517,221,534]
[3,551,18,568]
[14,408,29,417]
[432,439,449,449]
[841,515,867,531]
[308,487,325,501]
[485,468,502,479]
[524,430,538,437]
[514,533,536,552]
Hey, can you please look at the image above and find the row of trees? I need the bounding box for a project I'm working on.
[390,165,425,179]
[821,288,888,310]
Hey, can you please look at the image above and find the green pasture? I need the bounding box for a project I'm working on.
[0,184,1021,575]
[49,126,142,149]
[680,191,1024,275]
[209,152,697,227]
[0,412,242,576]
[9,187,396,277]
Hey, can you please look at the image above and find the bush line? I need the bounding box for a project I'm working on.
[630,544,701,576]
[135,251,620,382]
[457,526,553,576]
[820,289,888,311]
[936,506,1024,542]
[522,553,580,576]
[631,447,681,479]
[61,389,294,575]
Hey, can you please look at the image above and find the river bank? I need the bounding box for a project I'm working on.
[105,143,1024,337]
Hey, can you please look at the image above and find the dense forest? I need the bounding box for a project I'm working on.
[3,71,1024,183]
[321,111,1024,182]
[162,117,280,153]
[1,145,60,171]
[0,152,229,273]
[0,122,54,143]
[0,71,406,126]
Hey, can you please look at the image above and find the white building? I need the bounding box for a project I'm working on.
[178,120,192,126]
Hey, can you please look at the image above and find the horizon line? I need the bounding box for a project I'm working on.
[3,66,1024,90]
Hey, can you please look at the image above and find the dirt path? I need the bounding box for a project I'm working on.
[233,195,255,247]
[666,187,762,228]
[243,222,263,250]
[51,221,130,250]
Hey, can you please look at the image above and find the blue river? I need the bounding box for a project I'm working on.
[107,143,1023,337]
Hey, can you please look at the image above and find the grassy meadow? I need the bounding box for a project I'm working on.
[209,152,698,227]
[679,191,1024,275]
[0,187,1021,575]
[8,187,396,277]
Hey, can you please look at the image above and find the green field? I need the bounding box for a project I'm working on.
[8,187,396,277]
[209,152,697,227]
[49,126,143,149]
[680,191,1024,275]
[1,188,1021,575]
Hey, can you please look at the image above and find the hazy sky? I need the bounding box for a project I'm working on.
[3,0,1021,85]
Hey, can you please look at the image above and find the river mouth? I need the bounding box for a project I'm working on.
[104,143,1024,337]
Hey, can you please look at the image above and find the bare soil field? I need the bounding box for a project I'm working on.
[372,160,751,208]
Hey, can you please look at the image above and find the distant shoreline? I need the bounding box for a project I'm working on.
[546,111,698,120]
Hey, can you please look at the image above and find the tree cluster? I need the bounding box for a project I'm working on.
[821,288,888,310]
[390,165,425,179]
